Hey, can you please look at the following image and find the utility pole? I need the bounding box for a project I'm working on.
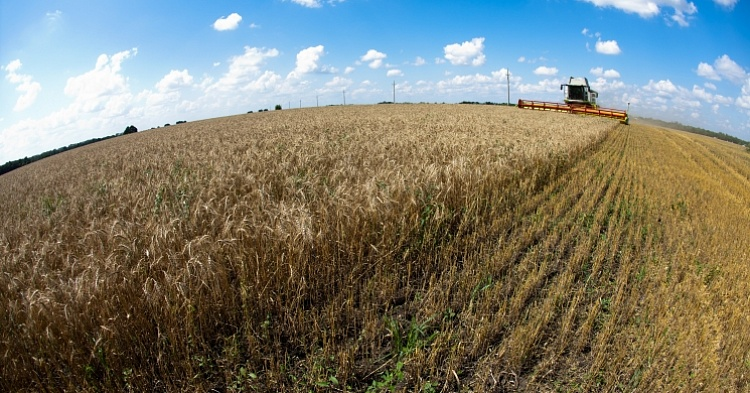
[316,95,319,107]
[300,99,302,109]
[393,81,396,103]
[343,90,346,105]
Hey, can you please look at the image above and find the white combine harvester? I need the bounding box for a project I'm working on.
[518,76,629,125]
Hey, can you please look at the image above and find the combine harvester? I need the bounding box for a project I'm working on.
[518,77,629,125]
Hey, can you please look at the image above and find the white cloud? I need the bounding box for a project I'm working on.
[247,71,282,92]
[737,78,750,109]
[435,69,523,97]
[387,69,403,77]
[644,79,679,96]
[208,47,280,94]
[323,76,353,91]
[590,77,626,94]
[288,45,326,79]
[670,12,690,27]
[697,55,747,84]
[46,10,63,23]
[291,0,322,7]
[581,0,697,26]
[534,66,558,76]
[692,85,713,102]
[4,59,42,112]
[517,56,526,63]
[155,69,193,93]
[361,49,387,69]
[0,49,142,163]
[289,0,347,7]
[714,55,747,84]
[413,57,426,66]
[704,82,717,90]
[714,94,733,105]
[344,66,355,74]
[213,13,242,31]
[591,67,621,78]
[697,62,720,80]
[64,48,137,113]
[713,0,738,9]
[443,37,486,66]
[595,39,621,55]
[517,78,563,95]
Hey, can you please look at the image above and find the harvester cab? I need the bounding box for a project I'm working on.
[561,77,598,108]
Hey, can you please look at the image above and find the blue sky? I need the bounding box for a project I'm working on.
[1,0,748,164]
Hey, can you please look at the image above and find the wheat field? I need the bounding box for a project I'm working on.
[1,104,749,391]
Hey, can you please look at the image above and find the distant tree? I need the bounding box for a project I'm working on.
[275,104,282,110]
[123,125,138,135]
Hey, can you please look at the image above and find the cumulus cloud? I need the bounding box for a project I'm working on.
[291,0,322,7]
[713,0,738,9]
[4,59,42,112]
[213,13,242,31]
[644,79,679,96]
[361,49,387,69]
[590,67,621,78]
[534,66,558,76]
[595,39,621,55]
[714,55,747,84]
[323,76,353,91]
[288,45,327,79]
[209,46,280,92]
[581,0,697,26]
[65,48,137,113]
[0,49,143,163]
[413,57,426,66]
[46,10,63,23]
[590,77,625,93]
[697,55,747,84]
[290,0,346,8]
[737,78,750,109]
[697,62,720,80]
[517,78,564,95]
[387,69,403,77]
[692,85,714,102]
[155,69,194,93]
[443,37,486,66]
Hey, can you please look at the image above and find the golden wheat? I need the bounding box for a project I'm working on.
[1,104,748,391]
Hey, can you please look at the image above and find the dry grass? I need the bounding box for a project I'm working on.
[1,104,749,392]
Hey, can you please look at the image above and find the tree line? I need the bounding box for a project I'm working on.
[0,125,139,176]
[634,117,749,146]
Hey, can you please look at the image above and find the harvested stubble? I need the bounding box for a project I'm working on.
[1,104,749,392]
